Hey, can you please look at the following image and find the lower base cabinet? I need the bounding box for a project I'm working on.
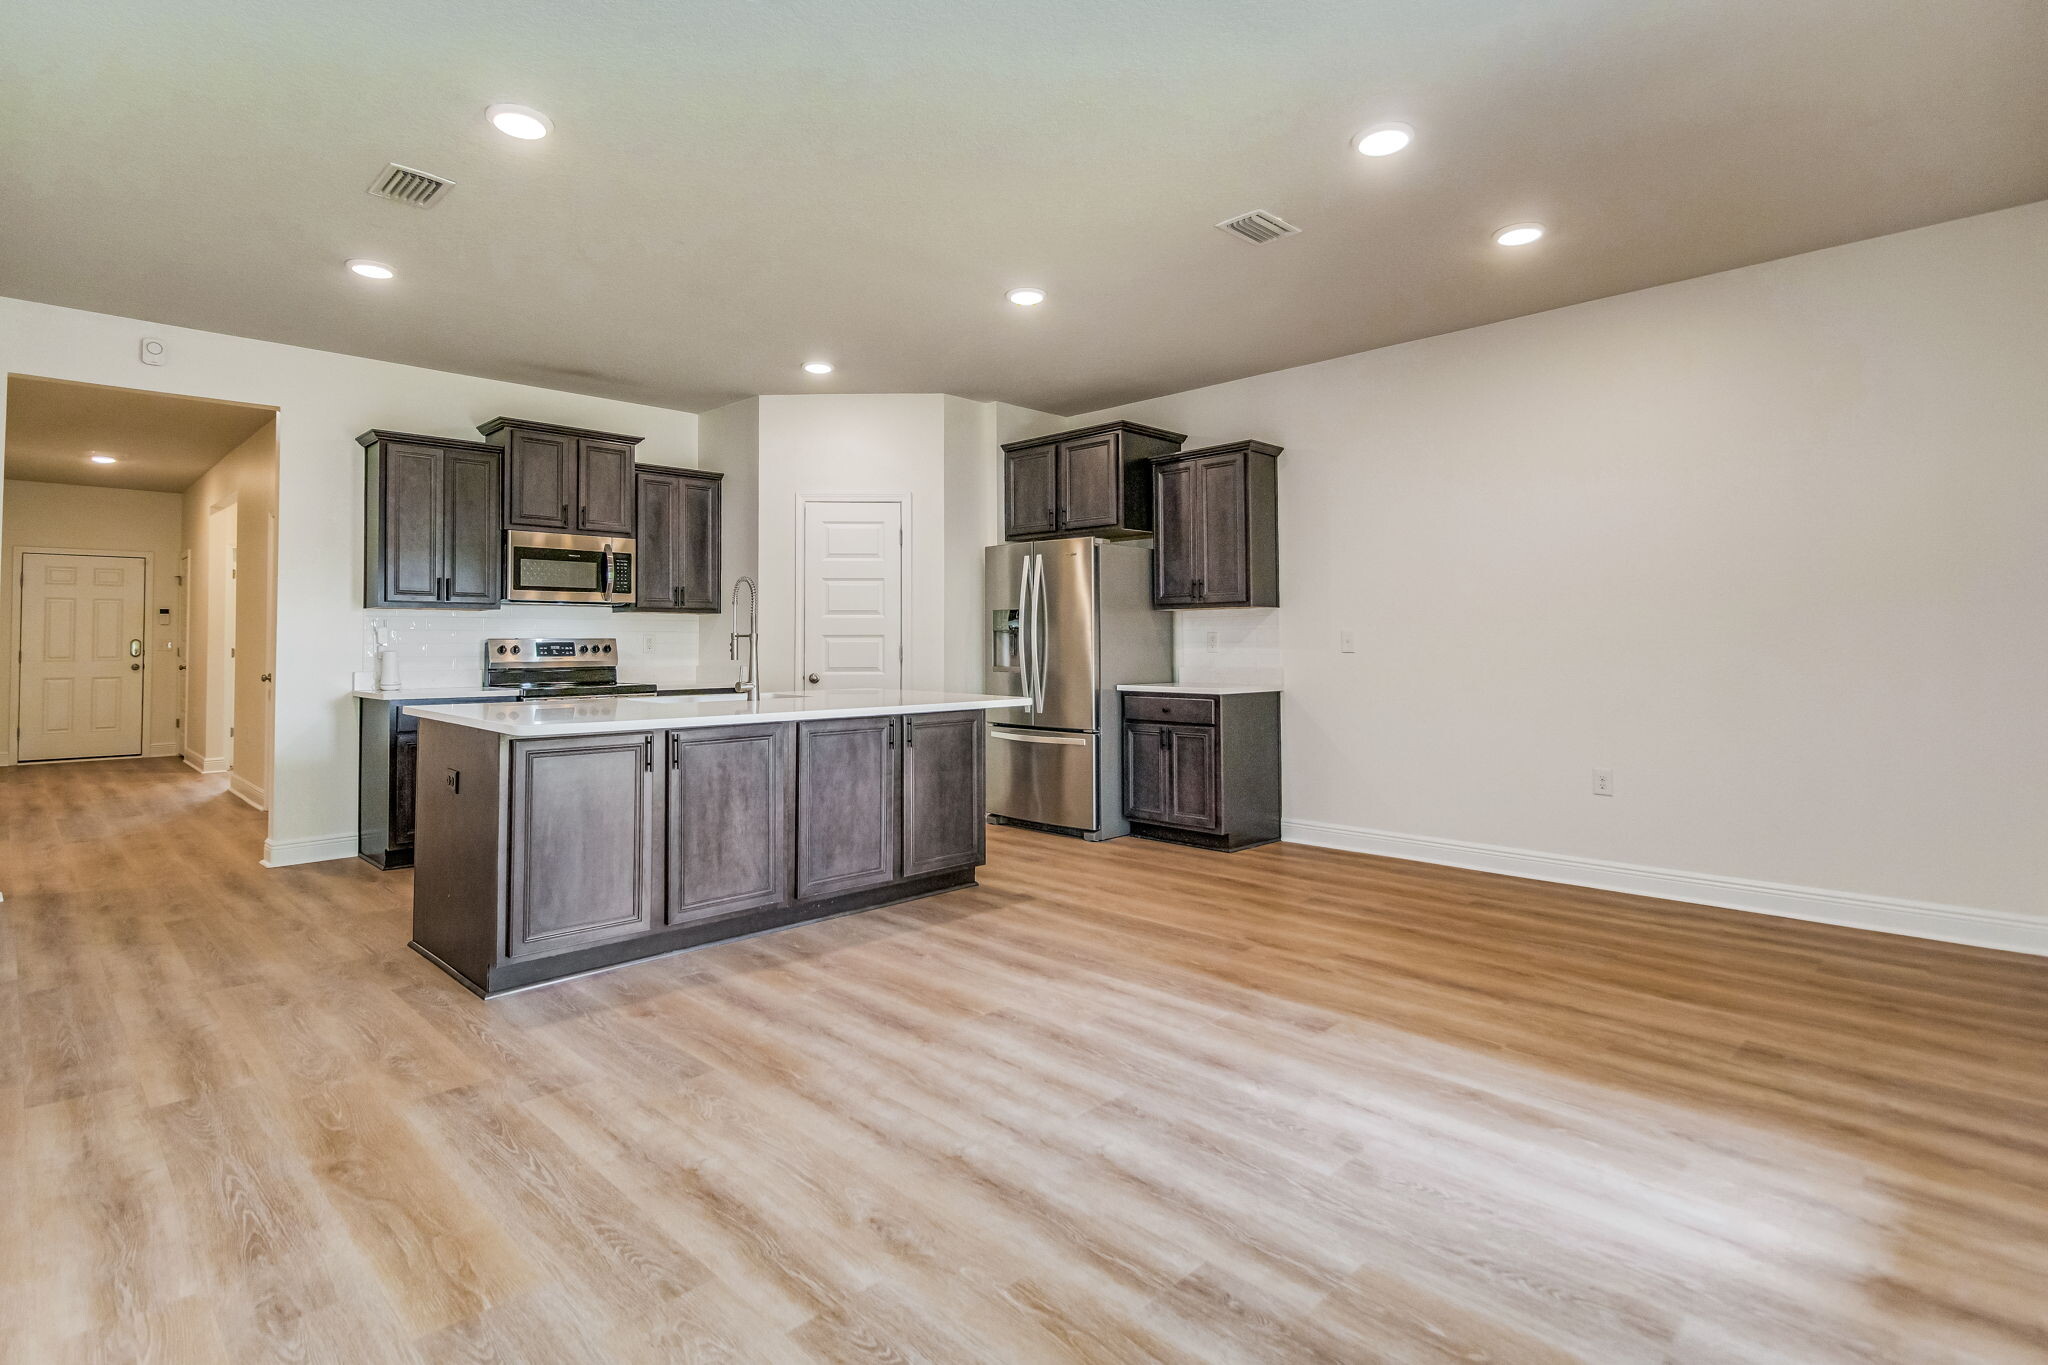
[411,711,987,996]
[1122,691,1280,851]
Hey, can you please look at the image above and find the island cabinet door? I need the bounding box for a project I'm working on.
[507,732,664,958]
[900,711,985,877]
[794,715,900,900]
[667,722,792,924]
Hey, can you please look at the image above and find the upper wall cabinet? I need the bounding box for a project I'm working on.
[1151,440,1281,609]
[359,431,504,609]
[1000,420,1186,541]
[477,417,643,537]
[629,465,723,612]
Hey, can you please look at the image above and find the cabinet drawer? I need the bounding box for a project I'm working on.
[1123,694,1217,726]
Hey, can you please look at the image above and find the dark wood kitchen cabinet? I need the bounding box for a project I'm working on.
[900,710,986,876]
[666,722,791,924]
[357,691,504,869]
[1150,440,1281,609]
[630,465,723,612]
[1122,690,1280,850]
[1000,420,1186,541]
[793,714,902,901]
[359,430,504,609]
[478,417,644,537]
[506,731,663,958]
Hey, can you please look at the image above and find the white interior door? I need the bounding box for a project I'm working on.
[801,500,903,692]
[17,552,147,761]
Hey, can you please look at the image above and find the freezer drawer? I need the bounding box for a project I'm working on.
[987,724,1098,831]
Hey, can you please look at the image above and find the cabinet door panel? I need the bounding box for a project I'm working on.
[1167,725,1221,830]
[382,442,445,603]
[508,733,662,957]
[634,470,682,610]
[794,715,899,899]
[1194,454,1249,604]
[669,723,789,922]
[577,439,637,536]
[390,728,419,849]
[1123,722,1172,824]
[677,476,721,610]
[1152,461,1199,606]
[506,430,573,529]
[1057,434,1121,531]
[1004,446,1057,540]
[901,712,984,877]
[443,449,502,604]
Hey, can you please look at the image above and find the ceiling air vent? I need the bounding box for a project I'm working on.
[1215,210,1301,245]
[366,163,454,209]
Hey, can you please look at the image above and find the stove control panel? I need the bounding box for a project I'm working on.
[485,637,616,666]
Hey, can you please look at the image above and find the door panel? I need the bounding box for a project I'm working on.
[1152,460,1199,606]
[1004,446,1057,539]
[1122,722,1170,825]
[507,733,662,957]
[1167,725,1221,830]
[901,711,984,876]
[801,500,902,691]
[794,715,899,899]
[382,442,445,603]
[1030,537,1100,733]
[669,723,790,922]
[577,439,637,535]
[443,448,502,604]
[1194,454,1249,604]
[983,543,1031,714]
[506,430,573,529]
[634,470,682,610]
[1056,434,1121,531]
[987,724,1097,830]
[18,553,147,761]
[676,476,721,610]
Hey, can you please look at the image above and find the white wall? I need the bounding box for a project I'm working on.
[0,295,698,865]
[182,421,276,803]
[1069,202,2048,932]
[1,479,185,760]
[695,396,760,687]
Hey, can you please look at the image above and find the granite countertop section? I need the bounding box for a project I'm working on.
[405,690,1028,738]
[1117,682,1282,695]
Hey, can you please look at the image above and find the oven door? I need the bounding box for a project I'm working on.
[505,532,631,604]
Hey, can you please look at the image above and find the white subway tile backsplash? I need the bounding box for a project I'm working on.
[1171,607,1283,689]
[358,606,719,692]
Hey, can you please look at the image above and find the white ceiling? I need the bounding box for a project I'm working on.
[4,377,274,492]
[2,0,2042,415]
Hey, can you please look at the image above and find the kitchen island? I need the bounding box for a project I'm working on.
[405,690,1024,996]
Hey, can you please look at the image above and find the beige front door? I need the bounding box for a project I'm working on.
[17,552,147,761]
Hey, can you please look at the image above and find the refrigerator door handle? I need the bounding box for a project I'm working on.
[1017,553,1036,717]
[1031,552,1051,710]
[990,726,1090,746]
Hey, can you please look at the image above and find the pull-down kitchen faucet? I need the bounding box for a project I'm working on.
[729,575,759,701]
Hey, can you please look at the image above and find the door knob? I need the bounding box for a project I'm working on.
[130,663,141,671]
[260,673,273,683]
[807,672,821,684]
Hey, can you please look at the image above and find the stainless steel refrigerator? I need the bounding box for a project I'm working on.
[984,537,1171,839]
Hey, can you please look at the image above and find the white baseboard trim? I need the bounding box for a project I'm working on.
[1280,818,2048,958]
[147,740,179,758]
[228,773,267,811]
[261,833,358,868]
[183,751,230,774]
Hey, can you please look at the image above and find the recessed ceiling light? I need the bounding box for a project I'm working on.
[1006,287,1046,307]
[487,104,553,140]
[347,258,395,279]
[1494,223,1545,247]
[1355,123,1413,157]
[803,360,835,375]
[89,454,118,464]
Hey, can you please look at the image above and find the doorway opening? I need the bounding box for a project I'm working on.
[2,376,277,821]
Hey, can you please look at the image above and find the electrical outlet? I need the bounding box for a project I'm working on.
[1205,629,1220,652]
[1592,767,1615,797]
[642,634,657,652]
[1338,630,1356,654]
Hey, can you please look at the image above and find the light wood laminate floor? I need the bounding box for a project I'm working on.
[3,757,2046,1363]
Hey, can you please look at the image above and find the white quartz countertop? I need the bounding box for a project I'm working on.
[1117,682,1282,695]
[405,689,1028,738]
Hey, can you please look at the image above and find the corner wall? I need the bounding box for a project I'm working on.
[181,420,276,804]
[1067,201,2048,936]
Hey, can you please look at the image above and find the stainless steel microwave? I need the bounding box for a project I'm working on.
[505,530,635,605]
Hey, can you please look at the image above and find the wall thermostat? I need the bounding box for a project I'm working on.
[139,337,167,366]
